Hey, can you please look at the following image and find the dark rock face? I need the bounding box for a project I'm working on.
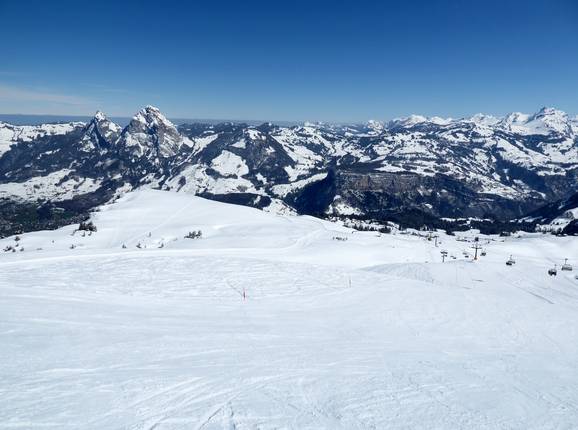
[1,105,577,235]
[290,170,337,216]
[337,170,544,219]
[292,169,542,221]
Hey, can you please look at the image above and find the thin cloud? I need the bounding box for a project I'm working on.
[0,84,91,105]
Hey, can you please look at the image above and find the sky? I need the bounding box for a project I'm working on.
[0,0,577,122]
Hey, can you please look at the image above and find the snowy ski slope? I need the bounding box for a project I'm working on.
[1,190,578,429]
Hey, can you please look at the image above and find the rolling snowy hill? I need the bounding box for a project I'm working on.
[1,189,578,428]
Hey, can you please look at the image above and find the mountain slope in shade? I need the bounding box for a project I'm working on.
[78,111,121,152]
[528,191,578,234]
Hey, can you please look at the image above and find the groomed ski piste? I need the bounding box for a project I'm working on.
[1,190,578,429]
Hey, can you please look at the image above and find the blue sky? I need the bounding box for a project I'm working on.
[0,0,577,122]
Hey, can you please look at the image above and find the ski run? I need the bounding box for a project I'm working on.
[1,189,578,429]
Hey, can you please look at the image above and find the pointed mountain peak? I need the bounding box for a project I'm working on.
[499,107,572,136]
[89,110,120,131]
[94,110,108,122]
[527,107,571,136]
[132,105,174,129]
[118,106,183,159]
[79,111,120,151]
[532,106,567,121]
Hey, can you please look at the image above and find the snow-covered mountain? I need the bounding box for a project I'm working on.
[499,107,574,137]
[1,106,577,235]
[0,120,83,157]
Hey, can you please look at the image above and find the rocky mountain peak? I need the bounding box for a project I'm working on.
[533,106,566,119]
[79,111,121,151]
[118,106,183,159]
[94,110,108,122]
[498,107,573,136]
[131,106,175,129]
[527,107,572,136]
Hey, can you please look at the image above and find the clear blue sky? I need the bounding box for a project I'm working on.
[0,0,577,122]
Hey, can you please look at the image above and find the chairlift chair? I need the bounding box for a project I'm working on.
[548,265,557,277]
[561,259,573,271]
[506,255,515,266]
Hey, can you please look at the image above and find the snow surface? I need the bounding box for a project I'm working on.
[1,189,578,429]
[0,121,81,157]
[271,172,328,197]
[164,165,260,195]
[187,133,219,153]
[211,151,249,177]
[0,169,102,201]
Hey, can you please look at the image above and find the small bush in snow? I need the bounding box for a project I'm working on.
[332,236,348,241]
[184,230,202,239]
[78,221,97,232]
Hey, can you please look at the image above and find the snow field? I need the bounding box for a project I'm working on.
[1,190,578,429]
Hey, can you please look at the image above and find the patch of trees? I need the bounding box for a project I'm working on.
[78,221,97,232]
[3,235,24,252]
[184,230,203,239]
[0,199,87,238]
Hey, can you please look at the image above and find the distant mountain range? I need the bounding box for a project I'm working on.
[1,106,577,236]
[0,114,299,127]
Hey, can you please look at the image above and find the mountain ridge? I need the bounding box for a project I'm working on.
[1,105,577,236]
